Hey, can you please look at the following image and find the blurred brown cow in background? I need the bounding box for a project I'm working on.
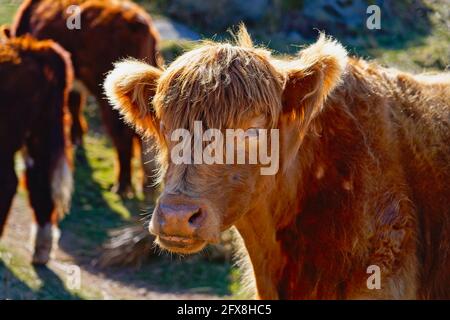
[12,0,161,198]
[0,27,73,264]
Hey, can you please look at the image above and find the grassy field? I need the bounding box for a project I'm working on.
[0,0,20,25]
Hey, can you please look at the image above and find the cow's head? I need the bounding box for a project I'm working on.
[104,26,347,254]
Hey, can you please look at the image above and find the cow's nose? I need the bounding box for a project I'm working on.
[153,202,203,237]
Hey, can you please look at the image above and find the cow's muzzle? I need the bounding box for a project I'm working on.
[149,195,218,254]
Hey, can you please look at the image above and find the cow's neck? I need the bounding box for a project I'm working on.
[234,161,304,299]
[236,97,369,299]
[234,200,287,299]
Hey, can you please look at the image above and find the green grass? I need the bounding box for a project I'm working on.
[0,0,19,25]
[369,5,449,72]
[131,258,237,296]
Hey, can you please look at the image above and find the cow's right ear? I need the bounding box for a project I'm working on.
[104,59,162,138]
[282,35,347,133]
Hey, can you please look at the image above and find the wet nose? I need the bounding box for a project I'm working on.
[153,202,204,237]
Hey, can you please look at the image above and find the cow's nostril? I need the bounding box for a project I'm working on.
[188,209,202,225]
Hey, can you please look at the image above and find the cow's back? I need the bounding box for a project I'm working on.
[0,40,44,151]
[12,0,160,95]
[0,35,72,154]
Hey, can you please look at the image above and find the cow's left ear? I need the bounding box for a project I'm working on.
[282,35,348,128]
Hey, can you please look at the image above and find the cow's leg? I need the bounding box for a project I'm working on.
[0,154,18,237]
[24,148,60,265]
[68,89,87,147]
[96,98,134,198]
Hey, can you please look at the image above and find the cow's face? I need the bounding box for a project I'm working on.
[147,43,285,253]
[104,27,347,254]
[151,114,277,253]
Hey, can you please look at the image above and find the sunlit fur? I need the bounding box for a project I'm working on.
[104,25,450,299]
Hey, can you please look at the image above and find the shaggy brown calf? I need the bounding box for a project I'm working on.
[12,0,160,197]
[104,27,449,299]
[0,28,73,264]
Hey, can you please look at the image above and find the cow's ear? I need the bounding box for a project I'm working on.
[282,35,347,129]
[104,59,162,138]
[0,25,11,39]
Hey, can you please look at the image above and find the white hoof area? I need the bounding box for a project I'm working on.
[32,223,60,265]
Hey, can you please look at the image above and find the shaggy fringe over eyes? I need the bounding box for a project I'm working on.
[104,25,349,186]
[153,26,285,131]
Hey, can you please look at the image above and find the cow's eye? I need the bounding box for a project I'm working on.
[246,128,260,137]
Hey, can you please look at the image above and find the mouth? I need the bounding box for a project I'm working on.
[156,235,207,254]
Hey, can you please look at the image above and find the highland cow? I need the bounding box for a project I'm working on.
[104,26,450,299]
[0,28,73,264]
[12,0,161,197]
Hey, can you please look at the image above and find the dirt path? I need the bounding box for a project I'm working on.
[0,194,222,300]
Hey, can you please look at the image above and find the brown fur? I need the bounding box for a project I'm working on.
[12,0,161,196]
[67,87,88,146]
[104,26,450,299]
[0,31,73,263]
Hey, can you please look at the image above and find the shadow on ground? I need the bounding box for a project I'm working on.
[0,260,80,299]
